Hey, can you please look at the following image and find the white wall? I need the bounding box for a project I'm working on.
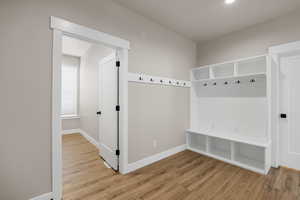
[61,118,80,130]
[80,44,114,141]
[0,0,196,199]
[197,10,300,66]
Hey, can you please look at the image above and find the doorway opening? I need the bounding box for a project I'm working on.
[61,35,120,197]
[51,17,130,200]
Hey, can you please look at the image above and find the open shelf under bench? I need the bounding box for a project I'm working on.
[186,129,271,174]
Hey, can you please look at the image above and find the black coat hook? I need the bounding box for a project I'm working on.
[235,80,241,84]
[250,79,256,83]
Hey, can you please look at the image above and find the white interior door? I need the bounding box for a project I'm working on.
[279,53,300,170]
[98,53,119,170]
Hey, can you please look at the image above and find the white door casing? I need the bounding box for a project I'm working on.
[279,54,300,170]
[269,40,300,169]
[51,16,130,200]
[98,53,119,170]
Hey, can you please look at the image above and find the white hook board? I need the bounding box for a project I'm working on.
[128,72,191,88]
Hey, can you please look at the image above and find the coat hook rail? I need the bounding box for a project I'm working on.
[128,72,191,88]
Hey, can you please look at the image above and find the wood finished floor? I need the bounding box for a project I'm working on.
[63,133,300,200]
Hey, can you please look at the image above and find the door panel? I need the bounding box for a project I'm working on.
[279,54,300,170]
[98,54,118,170]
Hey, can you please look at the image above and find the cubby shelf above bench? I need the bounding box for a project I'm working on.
[186,129,270,147]
[192,55,267,81]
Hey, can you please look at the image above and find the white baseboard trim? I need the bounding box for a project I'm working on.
[61,128,81,135]
[29,192,53,200]
[126,144,187,173]
[79,129,99,148]
[61,129,99,148]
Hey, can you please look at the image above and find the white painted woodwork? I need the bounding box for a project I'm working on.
[269,40,300,169]
[128,72,190,88]
[98,54,118,170]
[187,55,271,174]
[51,17,130,49]
[279,54,300,170]
[52,29,63,200]
[51,16,130,200]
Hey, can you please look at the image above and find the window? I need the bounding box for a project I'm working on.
[61,55,80,117]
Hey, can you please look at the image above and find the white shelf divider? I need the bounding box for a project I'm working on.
[230,141,235,160]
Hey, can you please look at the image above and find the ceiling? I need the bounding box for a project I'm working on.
[62,36,91,57]
[114,0,300,42]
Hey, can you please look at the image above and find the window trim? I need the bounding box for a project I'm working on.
[61,54,81,117]
[61,114,80,120]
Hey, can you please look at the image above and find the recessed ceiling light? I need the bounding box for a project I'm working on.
[225,0,235,4]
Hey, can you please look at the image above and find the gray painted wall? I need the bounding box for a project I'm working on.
[197,10,300,66]
[128,83,190,163]
[80,44,114,141]
[0,0,196,199]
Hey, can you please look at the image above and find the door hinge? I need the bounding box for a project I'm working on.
[116,149,120,156]
[280,113,287,118]
[116,105,120,111]
[116,61,120,67]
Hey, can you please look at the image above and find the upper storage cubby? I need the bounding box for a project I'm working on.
[237,56,266,75]
[211,63,234,78]
[192,67,210,81]
[191,55,268,98]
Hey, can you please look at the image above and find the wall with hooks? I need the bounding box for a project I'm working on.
[128,72,191,88]
[193,74,266,97]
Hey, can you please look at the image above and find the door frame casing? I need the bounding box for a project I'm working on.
[51,16,130,200]
[269,40,300,168]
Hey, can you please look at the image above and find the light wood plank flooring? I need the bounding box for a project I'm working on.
[63,133,300,200]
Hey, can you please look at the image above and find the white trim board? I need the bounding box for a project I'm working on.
[62,129,99,148]
[51,17,130,50]
[99,53,116,65]
[126,144,187,173]
[269,41,300,55]
[29,192,53,200]
[51,16,130,200]
[80,129,99,148]
[269,40,300,168]
[128,72,191,88]
[62,129,81,135]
